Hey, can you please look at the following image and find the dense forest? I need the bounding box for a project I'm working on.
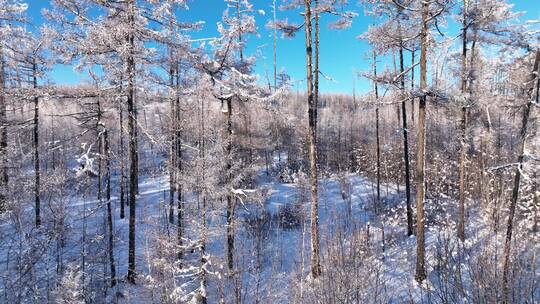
[0,0,539,303]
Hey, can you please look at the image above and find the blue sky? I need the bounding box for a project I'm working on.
[26,0,540,95]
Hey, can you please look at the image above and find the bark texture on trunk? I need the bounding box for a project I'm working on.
[104,129,116,287]
[457,0,469,242]
[304,0,321,279]
[0,43,7,212]
[411,50,416,122]
[127,0,138,284]
[225,97,235,272]
[119,102,126,219]
[415,0,429,283]
[397,12,413,235]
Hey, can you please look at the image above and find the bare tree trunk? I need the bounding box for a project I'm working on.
[397,12,413,236]
[104,129,116,287]
[175,66,183,259]
[314,0,320,114]
[119,102,126,219]
[533,171,538,234]
[373,52,381,213]
[168,50,176,225]
[457,0,469,242]
[32,58,41,226]
[349,86,356,172]
[199,195,208,304]
[95,88,116,287]
[199,97,208,304]
[414,0,429,283]
[392,49,402,125]
[273,0,277,92]
[411,50,416,123]
[226,97,235,272]
[400,50,413,235]
[271,0,279,169]
[411,49,415,123]
[304,0,321,278]
[97,85,116,288]
[502,49,539,304]
[0,42,7,212]
[127,0,138,284]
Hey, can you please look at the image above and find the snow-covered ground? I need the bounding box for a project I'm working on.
[1,155,538,303]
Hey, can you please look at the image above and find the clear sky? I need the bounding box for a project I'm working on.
[25,0,540,95]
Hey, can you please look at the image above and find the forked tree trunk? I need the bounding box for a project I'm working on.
[414,0,429,283]
[502,49,539,304]
[304,0,321,278]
